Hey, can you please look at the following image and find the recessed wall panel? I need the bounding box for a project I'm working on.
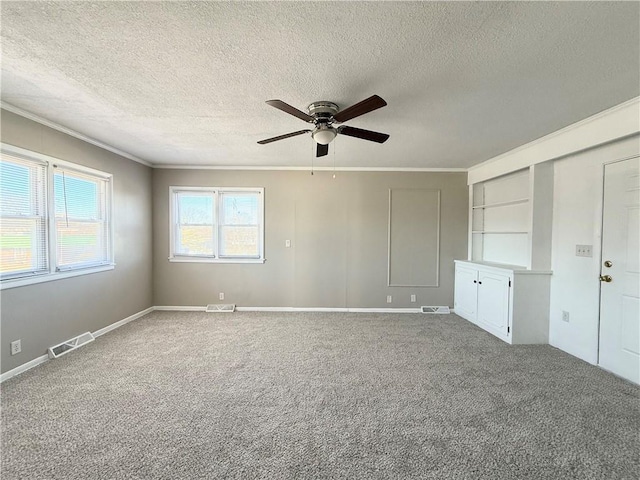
[388,189,440,287]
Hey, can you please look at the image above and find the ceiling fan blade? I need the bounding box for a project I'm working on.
[265,100,314,123]
[257,129,311,144]
[333,95,387,123]
[316,143,329,157]
[338,126,389,143]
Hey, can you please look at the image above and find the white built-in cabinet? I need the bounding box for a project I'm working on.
[454,261,550,344]
[455,164,553,344]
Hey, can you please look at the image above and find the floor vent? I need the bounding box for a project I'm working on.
[206,304,236,313]
[421,306,451,314]
[48,332,95,359]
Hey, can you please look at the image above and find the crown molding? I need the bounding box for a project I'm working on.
[468,96,640,183]
[1,102,153,167]
[154,164,467,172]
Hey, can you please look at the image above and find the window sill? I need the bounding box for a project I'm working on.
[168,257,265,264]
[0,264,115,290]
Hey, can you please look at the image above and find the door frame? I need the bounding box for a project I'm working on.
[596,154,640,365]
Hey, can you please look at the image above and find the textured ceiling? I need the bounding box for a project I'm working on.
[1,1,638,169]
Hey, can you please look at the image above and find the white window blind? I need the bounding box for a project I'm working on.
[0,155,48,278]
[53,166,110,270]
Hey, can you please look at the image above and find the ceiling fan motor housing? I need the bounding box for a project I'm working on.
[307,102,339,122]
[307,102,339,144]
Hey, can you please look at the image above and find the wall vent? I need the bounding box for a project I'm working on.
[205,304,236,313]
[421,306,451,314]
[48,332,95,359]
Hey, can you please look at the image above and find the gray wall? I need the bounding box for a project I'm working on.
[153,169,468,308]
[1,110,153,374]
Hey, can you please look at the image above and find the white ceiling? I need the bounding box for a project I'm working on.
[1,1,638,169]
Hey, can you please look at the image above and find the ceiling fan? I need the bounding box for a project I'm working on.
[257,95,390,157]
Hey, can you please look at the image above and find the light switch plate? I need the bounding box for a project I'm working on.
[575,245,592,257]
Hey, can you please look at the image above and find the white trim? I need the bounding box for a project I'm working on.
[154,165,467,172]
[1,103,152,167]
[0,354,49,383]
[0,306,153,383]
[468,97,640,184]
[0,264,115,290]
[387,188,441,287]
[169,186,265,263]
[154,306,424,313]
[168,257,266,264]
[92,307,155,337]
[235,307,423,313]
[154,305,208,311]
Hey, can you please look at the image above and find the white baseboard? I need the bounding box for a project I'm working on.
[154,305,207,311]
[1,306,154,383]
[0,354,49,383]
[93,307,155,338]
[156,305,424,313]
[236,307,423,313]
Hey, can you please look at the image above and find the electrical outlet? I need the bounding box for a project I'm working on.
[410,294,417,303]
[562,311,570,323]
[386,295,392,304]
[10,340,21,356]
[285,239,291,248]
[575,245,593,257]
[219,292,224,300]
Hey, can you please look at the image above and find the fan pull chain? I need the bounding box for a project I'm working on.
[333,138,337,179]
[310,137,314,175]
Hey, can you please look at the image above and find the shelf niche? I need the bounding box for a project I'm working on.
[469,163,553,270]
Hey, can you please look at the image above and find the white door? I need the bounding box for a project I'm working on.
[454,265,478,322]
[477,271,510,338]
[599,157,640,384]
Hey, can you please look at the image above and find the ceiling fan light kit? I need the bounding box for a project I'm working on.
[312,125,337,145]
[258,95,390,157]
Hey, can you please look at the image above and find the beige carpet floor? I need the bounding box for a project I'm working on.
[1,311,639,479]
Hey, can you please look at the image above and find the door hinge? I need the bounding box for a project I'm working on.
[508,280,511,287]
[507,326,510,333]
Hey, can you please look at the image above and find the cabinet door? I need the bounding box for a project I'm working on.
[477,271,510,337]
[454,266,478,322]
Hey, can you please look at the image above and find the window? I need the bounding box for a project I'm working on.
[54,166,110,270]
[170,187,264,263]
[0,155,48,278]
[0,145,113,288]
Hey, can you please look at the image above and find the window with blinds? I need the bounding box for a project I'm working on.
[169,187,264,263]
[0,146,113,286]
[53,167,110,270]
[0,155,48,279]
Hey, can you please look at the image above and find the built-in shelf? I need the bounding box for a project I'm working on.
[472,198,529,209]
[469,163,553,270]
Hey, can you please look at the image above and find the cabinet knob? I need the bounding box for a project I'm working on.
[473,280,477,283]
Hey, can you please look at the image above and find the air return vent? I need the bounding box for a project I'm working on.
[205,304,236,313]
[48,332,95,359]
[421,306,451,314]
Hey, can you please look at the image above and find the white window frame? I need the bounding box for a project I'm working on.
[169,186,265,264]
[0,144,114,290]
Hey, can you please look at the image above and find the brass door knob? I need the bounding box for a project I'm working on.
[599,275,612,283]
[604,260,613,268]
